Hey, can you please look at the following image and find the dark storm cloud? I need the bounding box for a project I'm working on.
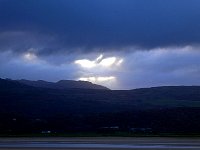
[1,0,200,89]
[1,0,200,54]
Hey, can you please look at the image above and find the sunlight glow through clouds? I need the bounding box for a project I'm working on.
[99,57,116,67]
[75,54,122,86]
[116,59,123,66]
[23,52,37,61]
[79,76,116,83]
[96,54,103,62]
[74,54,123,68]
[74,59,96,68]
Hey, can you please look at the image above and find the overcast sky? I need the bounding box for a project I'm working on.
[1,0,200,89]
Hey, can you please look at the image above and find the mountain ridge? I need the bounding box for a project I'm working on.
[1,78,200,134]
[1,78,200,113]
[11,78,109,90]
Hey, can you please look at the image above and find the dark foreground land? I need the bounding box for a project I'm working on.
[2,78,200,135]
[0,137,200,149]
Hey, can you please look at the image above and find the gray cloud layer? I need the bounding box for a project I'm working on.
[1,0,200,89]
[1,46,200,89]
[1,0,200,55]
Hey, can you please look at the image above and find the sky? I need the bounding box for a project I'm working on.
[1,0,200,89]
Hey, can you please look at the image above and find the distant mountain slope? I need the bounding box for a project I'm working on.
[1,78,200,116]
[16,79,109,90]
[1,78,200,134]
[0,78,31,89]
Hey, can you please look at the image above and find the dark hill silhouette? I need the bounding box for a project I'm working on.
[1,78,200,134]
[0,78,30,89]
[17,79,109,90]
[1,78,200,115]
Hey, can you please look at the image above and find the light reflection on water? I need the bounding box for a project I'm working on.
[0,142,200,149]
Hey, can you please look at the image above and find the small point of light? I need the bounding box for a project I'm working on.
[23,52,37,61]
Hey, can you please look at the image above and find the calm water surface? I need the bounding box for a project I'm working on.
[0,138,200,149]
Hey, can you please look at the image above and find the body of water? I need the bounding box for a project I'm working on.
[0,138,200,149]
